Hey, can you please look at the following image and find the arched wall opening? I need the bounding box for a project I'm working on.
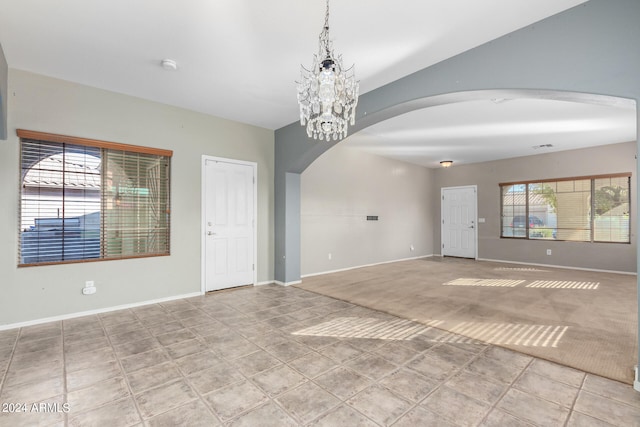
[275,0,640,280]
[299,89,637,276]
[274,0,640,389]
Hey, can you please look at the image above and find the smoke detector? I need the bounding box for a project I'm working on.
[161,59,178,71]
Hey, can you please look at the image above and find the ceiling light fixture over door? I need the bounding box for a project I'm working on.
[297,0,359,141]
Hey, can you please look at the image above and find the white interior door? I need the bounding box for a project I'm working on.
[441,186,477,258]
[203,158,255,292]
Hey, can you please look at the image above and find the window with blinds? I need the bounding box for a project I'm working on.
[18,130,172,266]
[500,173,630,243]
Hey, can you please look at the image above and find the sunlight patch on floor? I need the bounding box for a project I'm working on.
[526,280,599,290]
[448,321,569,347]
[442,278,600,290]
[443,278,525,287]
[494,267,550,272]
[292,316,569,348]
[427,331,485,345]
[292,317,443,340]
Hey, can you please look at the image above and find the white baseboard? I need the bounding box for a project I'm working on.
[635,366,640,392]
[0,292,202,331]
[300,254,635,277]
[301,254,435,279]
[477,257,637,276]
[255,280,275,286]
[273,280,302,287]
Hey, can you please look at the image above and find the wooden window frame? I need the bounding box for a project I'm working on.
[17,130,173,267]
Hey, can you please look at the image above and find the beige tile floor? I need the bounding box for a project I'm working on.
[0,284,639,426]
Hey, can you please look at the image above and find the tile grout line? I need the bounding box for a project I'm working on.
[375,338,495,425]
[71,294,348,425]
[208,291,595,426]
[563,373,588,427]
[156,301,230,426]
[573,375,640,425]
[217,305,335,426]
[298,338,463,426]
[0,329,20,403]
[181,297,299,423]
[250,355,320,426]
[6,285,639,426]
[302,353,386,426]
[61,321,68,427]
[204,299,373,425]
[367,349,436,427]
[98,311,148,426]
[402,342,494,426]
[479,355,536,426]
[366,342,448,426]
[153,299,227,424]
[218,299,320,418]
[306,349,384,426]
[189,288,637,424]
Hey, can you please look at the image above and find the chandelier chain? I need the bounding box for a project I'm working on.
[324,0,330,32]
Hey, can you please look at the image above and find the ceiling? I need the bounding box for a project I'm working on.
[345,94,637,168]
[3,0,634,168]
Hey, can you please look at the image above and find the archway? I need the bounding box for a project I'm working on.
[274,0,640,389]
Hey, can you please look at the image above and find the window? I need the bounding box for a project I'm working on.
[500,173,630,243]
[18,130,172,266]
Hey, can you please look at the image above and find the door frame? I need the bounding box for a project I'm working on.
[201,155,258,294]
[441,185,478,259]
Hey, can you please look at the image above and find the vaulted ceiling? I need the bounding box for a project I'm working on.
[3,0,633,167]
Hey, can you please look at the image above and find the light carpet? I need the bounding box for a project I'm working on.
[296,257,638,384]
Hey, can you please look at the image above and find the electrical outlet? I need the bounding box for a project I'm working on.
[410,245,415,251]
[328,253,332,260]
[83,280,96,295]
[546,249,552,256]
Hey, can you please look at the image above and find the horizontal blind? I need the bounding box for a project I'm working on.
[500,173,630,243]
[500,184,527,238]
[102,149,171,258]
[20,140,102,264]
[594,176,630,242]
[549,179,591,242]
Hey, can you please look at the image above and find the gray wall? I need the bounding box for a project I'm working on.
[301,146,434,276]
[434,142,637,273]
[0,69,274,326]
[0,43,7,140]
[274,0,640,284]
[274,2,640,374]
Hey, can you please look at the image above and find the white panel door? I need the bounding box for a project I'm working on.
[441,186,477,258]
[204,159,254,291]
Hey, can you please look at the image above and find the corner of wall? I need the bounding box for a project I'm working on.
[0,42,7,140]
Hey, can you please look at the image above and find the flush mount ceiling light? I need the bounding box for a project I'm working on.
[440,160,454,168]
[297,0,359,141]
[161,59,178,71]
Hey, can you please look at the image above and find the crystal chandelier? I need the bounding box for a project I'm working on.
[297,0,359,141]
